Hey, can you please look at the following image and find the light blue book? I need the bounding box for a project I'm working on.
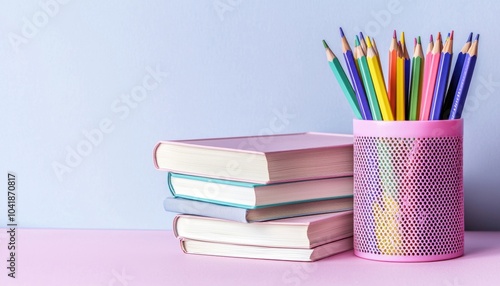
[163,196,353,223]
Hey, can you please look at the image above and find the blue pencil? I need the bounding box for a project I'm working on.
[449,34,479,119]
[429,31,454,120]
[340,27,373,120]
[440,33,472,119]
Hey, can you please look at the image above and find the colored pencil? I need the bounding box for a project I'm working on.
[340,28,373,120]
[355,36,383,120]
[323,40,362,119]
[429,31,454,120]
[371,37,384,82]
[359,32,367,55]
[409,36,424,120]
[388,30,398,117]
[366,37,394,121]
[396,42,405,120]
[449,34,479,119]
[420,33,442,120]
[401,32,411,119]
[440,33,473,119]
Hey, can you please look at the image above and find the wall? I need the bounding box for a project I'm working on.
[0,0,498,230]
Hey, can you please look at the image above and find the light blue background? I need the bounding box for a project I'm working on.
[1,0,498,230]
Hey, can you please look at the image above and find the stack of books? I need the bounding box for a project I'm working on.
[153,132,355,261]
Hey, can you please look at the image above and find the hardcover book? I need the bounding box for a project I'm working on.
[180,237,353,262]
[173,211,353,249]
[154,132,353,184]
[163,196,353,223]
[167,172,353,209]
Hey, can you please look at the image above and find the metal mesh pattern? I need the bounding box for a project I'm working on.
[353,136,464,260]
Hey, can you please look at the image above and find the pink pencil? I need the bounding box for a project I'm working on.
[419,35,434,117]
[419,33,442,120]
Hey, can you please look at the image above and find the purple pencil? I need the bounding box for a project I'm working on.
[340,27,373,120]
[440,33,472,119]
[429,31,454,120]
[449,34,479,119]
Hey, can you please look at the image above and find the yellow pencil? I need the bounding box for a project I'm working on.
[366,37,394,120]
[396,42,405,120]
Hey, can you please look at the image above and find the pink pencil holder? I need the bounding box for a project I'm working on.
[353,119,464,262]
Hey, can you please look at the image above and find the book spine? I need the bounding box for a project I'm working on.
[172,215,182,238]
[166,172,177,197]
[152,141,162,169]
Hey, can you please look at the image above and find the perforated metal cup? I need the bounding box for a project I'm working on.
[353,119,464,262]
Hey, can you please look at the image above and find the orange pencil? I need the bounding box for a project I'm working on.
[388,30,398,117]
[396,42,405,120]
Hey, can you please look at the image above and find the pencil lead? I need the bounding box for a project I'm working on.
[414,37,417,46]
[418,36,421,45]
[437,32,442,41]
[393,30,397,39]
[475,34,480,41]
[355,36,360,46]
[467,32,473,42]
[430,34,434,42]
[322,40,329,49]
[339,27,345,38]
[359,32,365,40]
[450,30,454,40]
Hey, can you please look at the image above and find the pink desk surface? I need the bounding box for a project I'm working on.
[1,229,499,286]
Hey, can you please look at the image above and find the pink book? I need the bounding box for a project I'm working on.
[174,211,353,249]
[153,132,353,184]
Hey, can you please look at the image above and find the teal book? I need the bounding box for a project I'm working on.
[167,172,353,209]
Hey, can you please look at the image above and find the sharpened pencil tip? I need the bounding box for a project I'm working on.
[366,36,372,48]
[475,34,480,41]
[393,30,397,38]
[418,36,421,45]
[430,34,434,42]
[355,35,360,46]
[467,32,473,42]
[437,32,442,40]
[339,27,345,38]
[322,40,329,49]
[450,30,454,40]
[359,32,365,40]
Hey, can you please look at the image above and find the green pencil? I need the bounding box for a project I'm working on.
[323,40,362,119]
[354,36,382,120]
[409,36,424,120]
